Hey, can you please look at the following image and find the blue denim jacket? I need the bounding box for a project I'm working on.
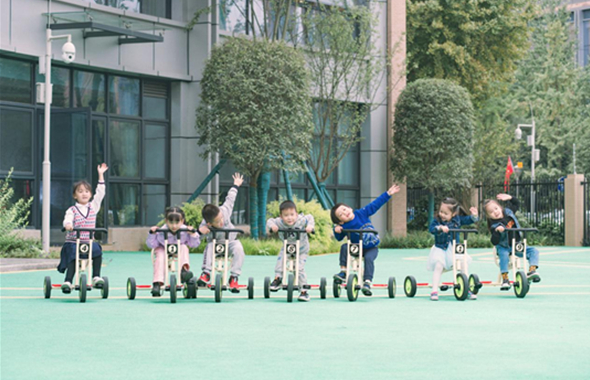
[489,208,521,248]
[429,215,478,249]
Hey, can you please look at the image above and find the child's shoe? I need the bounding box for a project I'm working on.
[92,276,104,288]
[468,291,477,300]
[229,276,240,293]
[61,281,72,294]
[430,292,438,301]
[151,282,161,297]
[181,268,194,283]
[270,277,282,291]
[197,272,210,286]
[333,271,346,284]
[298,291,310,302]
[500,278,511,291]
[361,280,372,296]
[527,266,541,283]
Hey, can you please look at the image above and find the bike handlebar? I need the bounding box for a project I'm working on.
[61,227,108,240]
[149,227,196,239]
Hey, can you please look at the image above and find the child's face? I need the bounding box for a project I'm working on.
[438,204,454,222]
[167,218,184,233]
[335,205,354,224]
[280,208,298,226]
[208,213,224,229]
[73,186,92,205]
[485,202,504,220]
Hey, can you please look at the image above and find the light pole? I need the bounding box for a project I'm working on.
[39,28,75,254]
[515,119,540,220]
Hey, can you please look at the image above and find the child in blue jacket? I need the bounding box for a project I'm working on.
[331,184,400,296]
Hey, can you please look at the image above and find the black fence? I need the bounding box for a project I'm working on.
[584,181,589,246]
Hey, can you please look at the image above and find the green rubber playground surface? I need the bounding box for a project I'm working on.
[2,247,590,380]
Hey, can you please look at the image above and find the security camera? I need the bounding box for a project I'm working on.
[61,41,76,63]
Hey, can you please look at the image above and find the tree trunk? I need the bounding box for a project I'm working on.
[249,179,259,240]
[428,190,435,226]
[257,171,271,239]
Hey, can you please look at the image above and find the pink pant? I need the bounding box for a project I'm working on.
[153,245,190,284]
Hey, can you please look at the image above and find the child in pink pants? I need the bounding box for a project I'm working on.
[146,207,200,296]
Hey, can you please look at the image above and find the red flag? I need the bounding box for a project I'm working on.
[504,156,514,192]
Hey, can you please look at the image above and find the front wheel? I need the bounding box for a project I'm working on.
[454,273,468,301]
[333,279,341,298]
[469,273,481,295]
[514,271,529,298]
[404,276,417,298]
[347,274,359,302]
[287,274,294,303]
[388,277,396,299]
[43,276,52,299]
[248,277,254,299]
[101,276,109,299]
[264,276,271,299]
[79,274,87,303]
[127,277,137,300]
[320,277,327,299]
[214,274,223,303]
[170,274,177,303]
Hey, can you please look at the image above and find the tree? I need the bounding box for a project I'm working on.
[196,37,313,238]
[407,0,534,104]
[391,79,475,223]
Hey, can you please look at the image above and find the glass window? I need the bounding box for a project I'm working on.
[39,179,77,226]
[141,0,169,18]
[143,184,166,225]
[337,189,359,209]
[279,170,306,185]
[280,187,306,202]
[219,0,247,34]
[41,112,88,179]
[110,120,140,178]
[92,119,106,228]
[338,144,359,186]
[0,109,33,173]
[584,11,590,66]
[74,70,105,112]
[144,124,167,179]
[0,57,31,103]
[143,96,167,120]
[36,66,70,108]
[109,183,140,226]
[109,76,140,116]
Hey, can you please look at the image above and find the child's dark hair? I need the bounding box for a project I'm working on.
[330,203,348,225]
[436,197,467,222]
[165,207,185,223]
[483,198,504,230]
[202,204,221,223]
[72,180,92,195]
[279,200,297,214]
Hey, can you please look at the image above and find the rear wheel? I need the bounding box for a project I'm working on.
[287,274,294,303]
[346,274,359,302]
[79,274,87,303]
[248,277,254,299]
[388,277,396,299]
[170,274,177,303]
[264,276,271,299]
[101,276,109,299]
[454,273,468,301]
[514,271,529,298]
[214,274,223,303]
[469,274,481,295]
[404,276,417,298]
[320,277,327,299]
[333,279,341,298]
[43,276,51,299]
[127,277,137,300]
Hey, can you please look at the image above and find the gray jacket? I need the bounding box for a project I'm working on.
[199,186,239,243]
[266,214,315,255]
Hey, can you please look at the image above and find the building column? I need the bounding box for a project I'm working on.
[565,174,585,246]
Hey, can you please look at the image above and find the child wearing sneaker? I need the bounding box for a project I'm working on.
[484,193,541,290]
[331,183,400,296]
[58,163,108,293]
[427,198,479,301]
[146,207,200,297]
[197,173,246,293]
[266,200,315,302]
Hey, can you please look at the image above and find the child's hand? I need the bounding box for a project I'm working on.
[440,226,449,233]
[97,163,109,175]
[150,226,158,233]
[232,173,244,187]
[496,226,505,233]
[269,225,279,233]
[305,225,314,234]
[199,226,210,235]
[334,225,343,234]
[387,184,400,196]
[187,226,198,236]
[496,193,512,201]
[65,224,73,231]
[470,207,478,217]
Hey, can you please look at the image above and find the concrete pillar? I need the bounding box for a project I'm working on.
[565,174,585,246]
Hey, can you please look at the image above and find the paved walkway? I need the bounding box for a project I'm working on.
[0,258,59,273]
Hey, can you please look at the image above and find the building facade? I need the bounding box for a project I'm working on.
[0,0,406,250]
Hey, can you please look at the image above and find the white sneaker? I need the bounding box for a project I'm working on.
[468,291,477,300]
[92,276,104,287]
[61,281,72,294]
